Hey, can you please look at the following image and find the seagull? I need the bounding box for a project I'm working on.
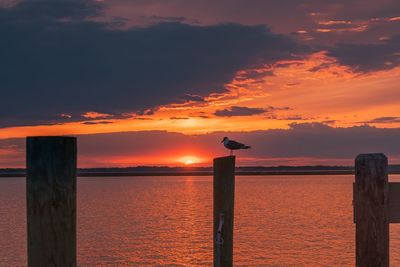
[221,137,251,155]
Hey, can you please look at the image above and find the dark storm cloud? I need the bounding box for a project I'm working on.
[2,123,400,167]
[327,36,400,72]
[214,106,267,117]
[0,0,301,128]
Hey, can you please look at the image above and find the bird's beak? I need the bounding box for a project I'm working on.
[221,139,224,143]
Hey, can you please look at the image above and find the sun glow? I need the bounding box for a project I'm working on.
[179,156,201,166]
[184,159,194,165]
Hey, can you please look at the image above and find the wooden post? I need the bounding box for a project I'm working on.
[26,136,77,267]
[354,153,389,267]
[213,156,235,267]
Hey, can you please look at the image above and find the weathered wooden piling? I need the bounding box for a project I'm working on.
[26,136,77,267]
[213,156,235,267]
[354,153,389,267]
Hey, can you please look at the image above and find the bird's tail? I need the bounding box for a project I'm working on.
[242,146,251,149]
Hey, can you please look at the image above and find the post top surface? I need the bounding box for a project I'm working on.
[27,136,76,140]
[214,155,236,161]
[356,153,387,161]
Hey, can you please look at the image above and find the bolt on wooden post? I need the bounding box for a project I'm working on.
[213,156,235,267]
[354,153,389,267]
[26,136,77,267]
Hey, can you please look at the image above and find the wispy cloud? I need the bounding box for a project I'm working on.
[360,116,400,124]
[214,106,267,117]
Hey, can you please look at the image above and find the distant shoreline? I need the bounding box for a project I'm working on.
[2,165,400,177]
[2,170,400,177]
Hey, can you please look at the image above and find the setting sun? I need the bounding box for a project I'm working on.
[184,159,194,165]
[178,156,201,166]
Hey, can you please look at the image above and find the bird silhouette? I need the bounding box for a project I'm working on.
[221,137,251,155]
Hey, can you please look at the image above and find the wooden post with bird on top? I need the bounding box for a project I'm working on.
[213,155,235,267]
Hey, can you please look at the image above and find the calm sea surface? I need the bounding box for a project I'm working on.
[1,175,400,266]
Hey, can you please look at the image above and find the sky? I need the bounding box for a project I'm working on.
[1,0,400,167]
